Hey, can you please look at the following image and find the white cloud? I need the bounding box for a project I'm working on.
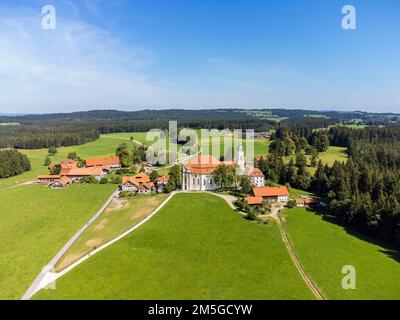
[0,6,174,113]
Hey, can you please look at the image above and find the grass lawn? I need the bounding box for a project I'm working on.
[283,207,400,300]
[55,194,168,271]
[0,184,116,299]
[35,193,314,300]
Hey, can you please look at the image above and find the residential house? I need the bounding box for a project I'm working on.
[37,175,61,183]
[50,176,72,189]
[246,167,265,187]
[121,173,154,193]
[155,176,169,193]
[252,186,289,203]
[59,167,105,181]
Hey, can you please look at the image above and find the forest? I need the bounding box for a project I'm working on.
[0,150,31,178]
[255,125,400,246]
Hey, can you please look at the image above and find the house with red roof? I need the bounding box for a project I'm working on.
[85,156,120,168]
[252,186,289,203]
[50,176,72,189]
[121,173,154,193]
[59,167,105,181]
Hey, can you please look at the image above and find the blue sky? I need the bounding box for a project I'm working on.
[0,0,399,113]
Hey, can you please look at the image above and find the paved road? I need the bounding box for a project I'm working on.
[21,188,120,300]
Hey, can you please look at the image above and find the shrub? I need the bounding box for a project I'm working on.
[287,200,296,208]
[99,177,108,184]
[120,191,135,198]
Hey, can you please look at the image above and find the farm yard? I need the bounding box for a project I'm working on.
[35,193,314,300]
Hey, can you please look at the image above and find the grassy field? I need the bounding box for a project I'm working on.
[0,122,20,126]
[35,193,314,300]
[55,194,168,271]
[283,207,400,300]
[0,184,116,299]
[284,146,347,175]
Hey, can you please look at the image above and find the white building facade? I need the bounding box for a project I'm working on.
[182,144,265,191]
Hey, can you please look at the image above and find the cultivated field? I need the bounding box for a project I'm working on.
[283,207,400,299]
[35,193,314,300]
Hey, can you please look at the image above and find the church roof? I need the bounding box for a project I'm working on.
[184,155,236,175]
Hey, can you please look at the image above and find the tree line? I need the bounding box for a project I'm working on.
[257,125,400,246]
[0,150,31,178]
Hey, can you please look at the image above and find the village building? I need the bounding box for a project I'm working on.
[60,159,78,169]
[155,176,169,193]
[120,173,155,193]
[37,175,61,183]
[182,155,236,191]
[246,167,265,187]
[85,156,121,168]
[59,167,105,181]
[182,144,265,191]
[244,196,264,206]
[50,176,72,189]
[252,186,289,203]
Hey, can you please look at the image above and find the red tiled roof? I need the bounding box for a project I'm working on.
[85,156,120,167]
[60,167,103,176]
[244,196,263,205]
[253,186,289,198]
[184,155,236,175]
[58,176,72,185]
[248,167,264,177]
[304,198,319,204]
[37,175,61,180]
[122,173,150,185]
[157,176,169,183]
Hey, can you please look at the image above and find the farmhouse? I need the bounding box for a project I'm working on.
[85,156,120,168]
[120,173,155,193]
[50,176,72,189]
[60,159,78,169]
[37,175,61,183]
[59,167,105,181]
[244,196,263,206]
[252,186,289,203]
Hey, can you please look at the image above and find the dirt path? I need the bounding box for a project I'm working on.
[268,206,325,300]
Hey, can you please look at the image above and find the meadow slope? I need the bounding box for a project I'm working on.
[36,194,314,300]
[283,207,400,300]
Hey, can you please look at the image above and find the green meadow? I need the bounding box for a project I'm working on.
[283,207,400,300]
[55,194,168,271]
[0,184,116,299]
[36,194,314,300]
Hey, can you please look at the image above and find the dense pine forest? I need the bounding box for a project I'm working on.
[0,150,31,178]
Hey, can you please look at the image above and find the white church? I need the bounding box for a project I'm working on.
[182,144,265,191]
